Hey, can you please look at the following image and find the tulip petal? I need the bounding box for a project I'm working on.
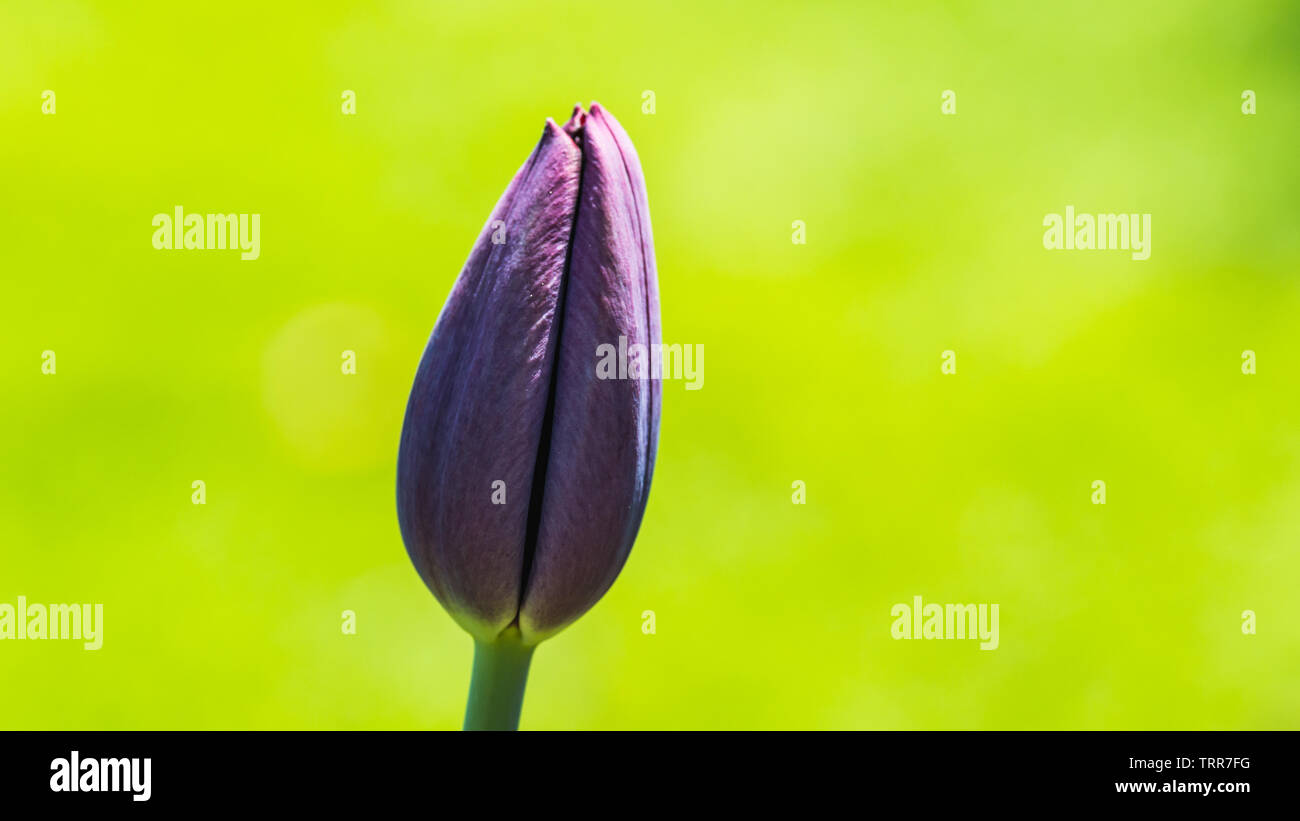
[398,119,582,640]
[519,103,661,641]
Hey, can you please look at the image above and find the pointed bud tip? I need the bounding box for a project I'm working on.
[541,116,565,139]
[563,104,587,139]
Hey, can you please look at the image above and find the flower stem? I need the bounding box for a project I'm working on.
[463,630,535,731]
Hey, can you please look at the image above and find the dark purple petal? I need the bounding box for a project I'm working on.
[519,103,661,642]
[397,119,582,641]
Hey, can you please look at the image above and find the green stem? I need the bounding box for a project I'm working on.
[463,629,535,731]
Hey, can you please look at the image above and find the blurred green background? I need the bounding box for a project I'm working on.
[1,0,1297,729]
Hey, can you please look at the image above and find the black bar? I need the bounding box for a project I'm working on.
[0,731,1284,808]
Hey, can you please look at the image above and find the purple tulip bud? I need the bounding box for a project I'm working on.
[398,103,660,647]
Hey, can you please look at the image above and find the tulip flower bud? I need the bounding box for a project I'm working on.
[397,103,660,649]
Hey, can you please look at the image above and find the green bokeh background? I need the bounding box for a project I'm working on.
[2,0,1297,729]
